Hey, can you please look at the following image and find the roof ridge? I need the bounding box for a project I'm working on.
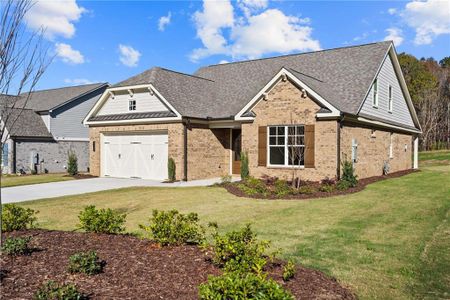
[200,41,392,70]
[20,82,106,94]
[157,67,215,82]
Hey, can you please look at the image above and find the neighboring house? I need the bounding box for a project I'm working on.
[1,83,108,174]
[84,41,421,182]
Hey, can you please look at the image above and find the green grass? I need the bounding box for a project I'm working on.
[0,173,75,188]
[419,150,450,166]
[18,164,450,300]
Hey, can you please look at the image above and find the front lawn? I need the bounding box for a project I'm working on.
[19,164,450,300]
[0,173,75,188]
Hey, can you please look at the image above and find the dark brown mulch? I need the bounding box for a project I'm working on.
[0,230,355,300]
[64,173,97,179]
[224,169,418,200]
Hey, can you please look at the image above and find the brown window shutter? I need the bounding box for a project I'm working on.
[304,125,315,168]
[258,126,267,166]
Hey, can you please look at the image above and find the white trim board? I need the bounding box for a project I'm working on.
[234,68,341,121]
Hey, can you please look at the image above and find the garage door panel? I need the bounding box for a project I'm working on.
[101,132,168,180]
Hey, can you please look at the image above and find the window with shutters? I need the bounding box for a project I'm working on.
[268,125,305,167]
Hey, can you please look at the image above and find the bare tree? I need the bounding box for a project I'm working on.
[0,0,51,246]
[288,112,305,189]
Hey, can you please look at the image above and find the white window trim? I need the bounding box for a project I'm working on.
[388,85,393,113]
[266,125,305,168]
[372,79,379,108]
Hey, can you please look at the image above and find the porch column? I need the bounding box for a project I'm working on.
[413,136,419,169]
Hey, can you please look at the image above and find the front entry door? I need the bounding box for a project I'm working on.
[232,129,241,175]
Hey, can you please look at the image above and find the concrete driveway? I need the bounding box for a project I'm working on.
[1,177,229,203]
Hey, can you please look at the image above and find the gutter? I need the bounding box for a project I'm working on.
[336,113,343,180]
[183,118,189,181]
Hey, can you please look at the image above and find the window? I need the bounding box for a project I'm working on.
[372,79,378,107]
[351,139,358,164]
[2,143,8,167]
[268,125,305,166]
[388,85,393,112]
[128,99,136,111]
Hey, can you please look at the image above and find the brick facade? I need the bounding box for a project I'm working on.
[242,79,339,181]
[88,123,230,181]
[340,124,412,178]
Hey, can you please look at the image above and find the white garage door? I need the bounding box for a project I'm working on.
[101,132,168,180]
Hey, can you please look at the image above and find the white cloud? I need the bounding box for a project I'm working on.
[237,0,268,17]
[55,43,85,64]
[64,78,94,85]
[388,8,397,15]
[118,44,141,67]
[158,12,172,31]
[24,0,86,39]
[219,60,229,64]
[384,28,404,46]
[401,0,450,45]
[191,0,320,61]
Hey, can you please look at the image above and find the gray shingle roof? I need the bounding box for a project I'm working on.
[18,83,107,112]
[4,108,53,138]
[109,42,392,119]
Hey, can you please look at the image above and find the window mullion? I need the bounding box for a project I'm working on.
[284,126,288,166]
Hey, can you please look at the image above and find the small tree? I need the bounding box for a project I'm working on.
[240,151,249,179]
[168,157,176,181]
[67,151,78,176]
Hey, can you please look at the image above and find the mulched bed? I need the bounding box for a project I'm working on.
[64,173,97,179]
[1,230,355,299]
[224,169,418,200]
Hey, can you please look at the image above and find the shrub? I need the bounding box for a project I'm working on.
[282,260,296,281]
[319,184,334,193]
[68,251,103,275]
[139,209,205,246]
[78,205,126,234]
[34,281,85,300]
[1,236,32,255]
[168,157,176,181]
[2,204,38,232]
[210,224,270,274]
[220,174,232,184]
[297,185,316,194]
[340,160,358,187]
[199,272,294,300]
[274,179,292,197]
[240,152,249,179]
[336,180,352,191]
[239,177,268,196]
[261,175,278,186]
[320,177,336,186]
[67,151,78,176]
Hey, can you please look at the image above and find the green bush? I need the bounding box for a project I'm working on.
[199,272,294,300]
[274,179,292,197]
[168,157,176,181]
[340,160,358,187]
[1,236,32,255]
[78,205,126,234]
[239,177,268,196]
[67,151,78,176]
[220,175,232,184]
[68,251,103,275]
[336,180,352,191]
[319,184,334,193]
[297,185,316,194]
[210,224,270,274]
[240,152,249,179]
[139,209,205,246]
[2,204,38,232]
[34,281,85,300]
[282,260,296,281]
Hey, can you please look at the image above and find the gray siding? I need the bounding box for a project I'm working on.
[50,87,106,139]
[359,53,415,127]
[15,140,89,173]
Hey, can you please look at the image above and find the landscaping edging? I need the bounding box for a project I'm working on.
[1,229,355,299]
[223,169,418,200]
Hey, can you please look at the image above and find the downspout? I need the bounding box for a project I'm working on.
[336,114,344,180]
[12,138,16,174]
[183,119,189,181]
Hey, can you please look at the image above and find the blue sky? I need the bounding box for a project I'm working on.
[22,0,450,90]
